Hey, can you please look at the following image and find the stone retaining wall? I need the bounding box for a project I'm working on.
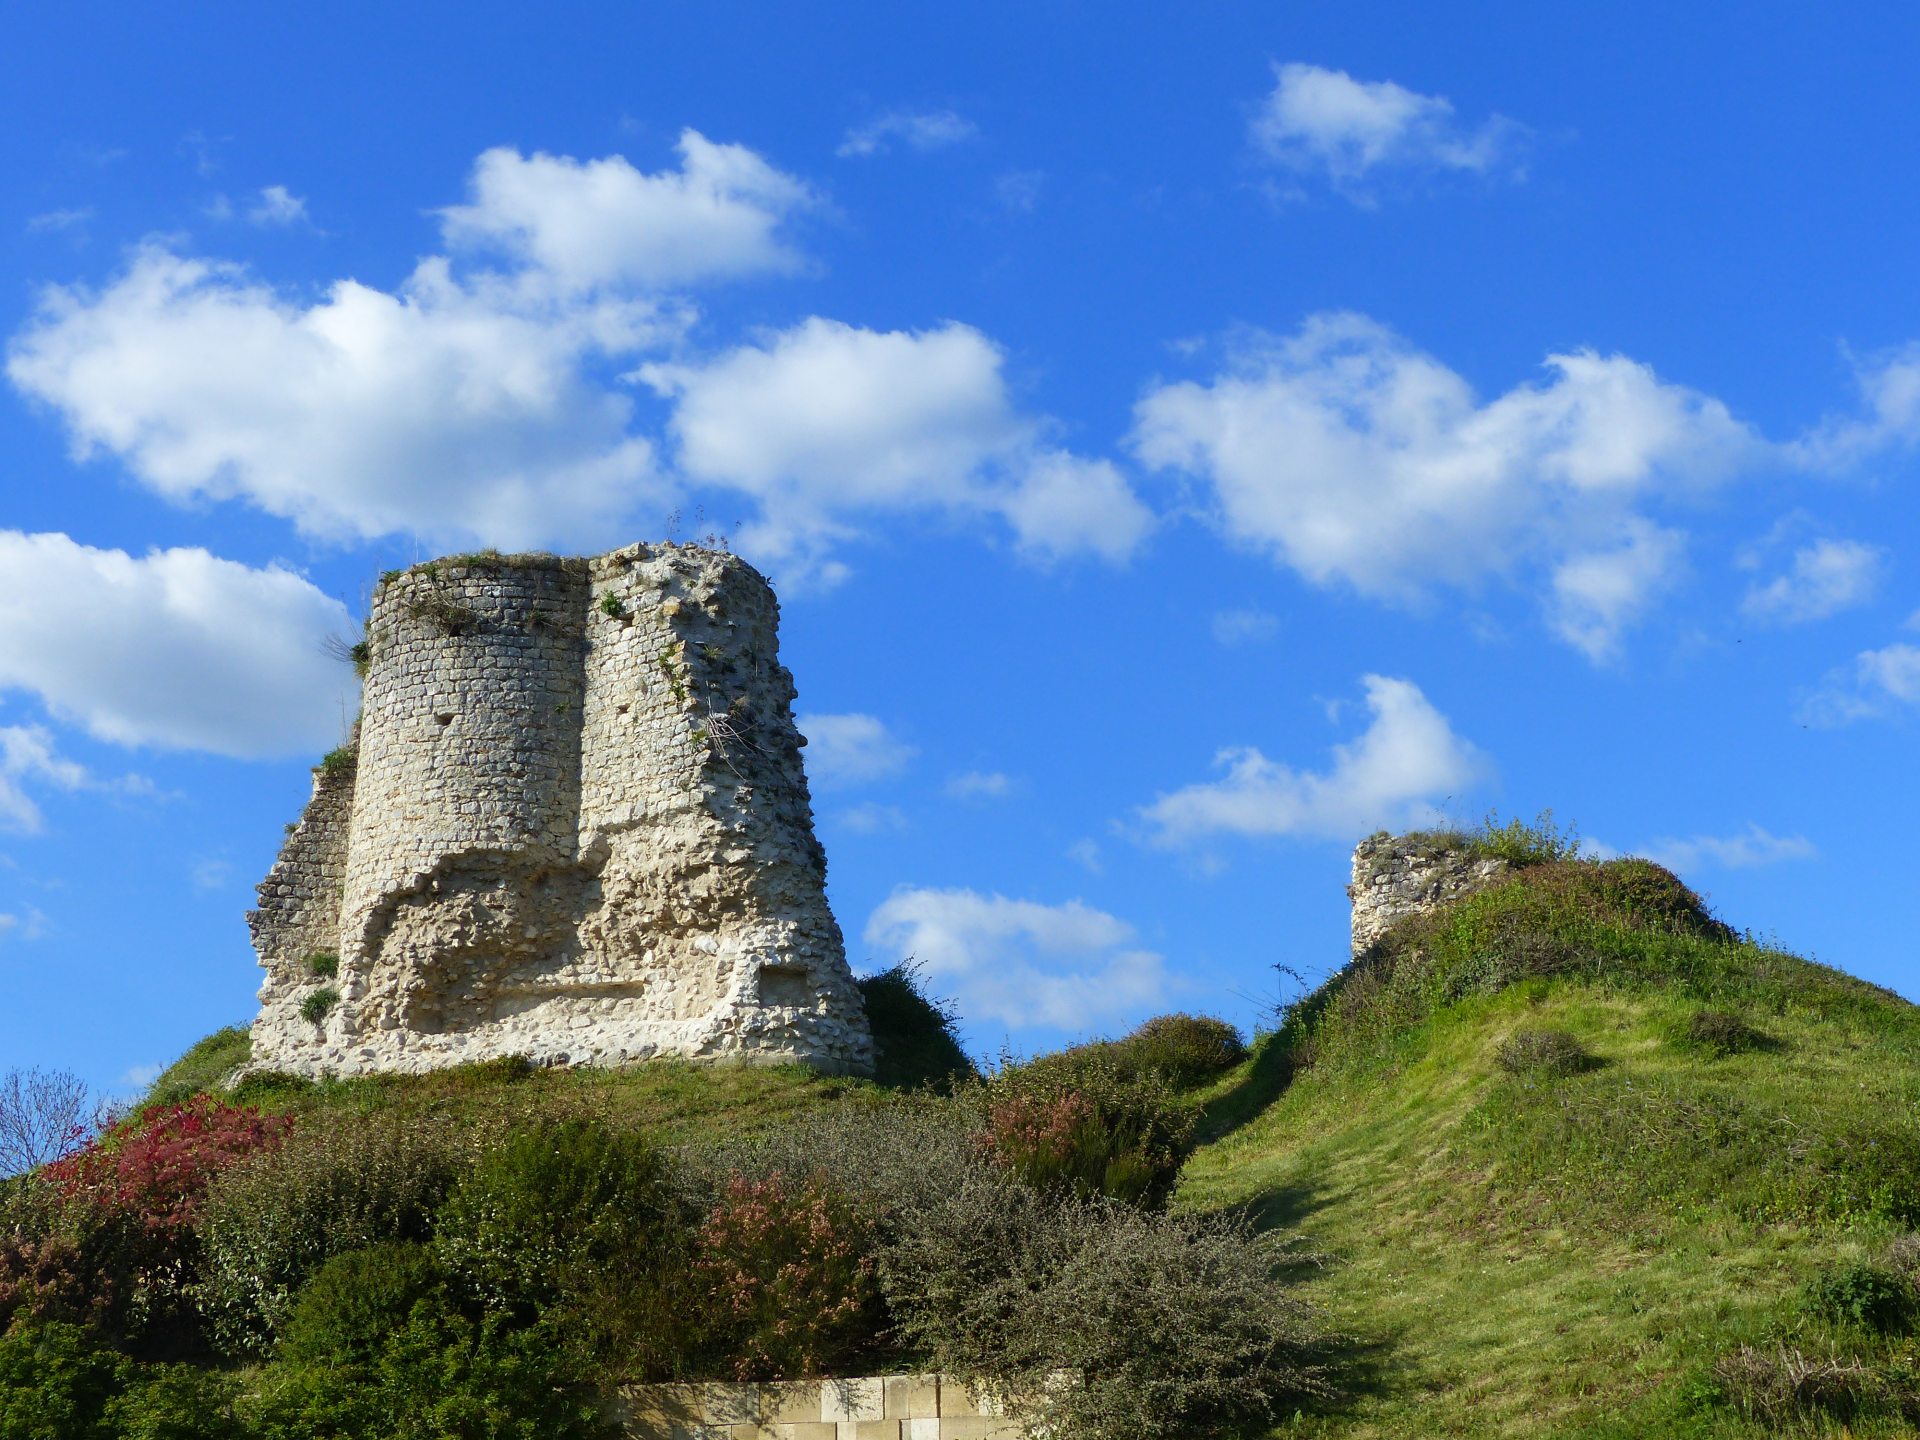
[617,1374,1028,1439]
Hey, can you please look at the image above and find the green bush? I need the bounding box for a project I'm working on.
[279,1242,446,1366]
[1494,1028,1594,1078]
[1115,1014,1247,1087]
[857,964,977,1092]
[249,1295,612,1440]
[435,1119,688,1312]
[981,1050,1196,1208]
[298,990,337,1026]
[103,1364,246,1440]
[0,1321,124,1440]
[196,1111,481,1355]
[1802,1260,1916,1333]
[1469,808,1585,867]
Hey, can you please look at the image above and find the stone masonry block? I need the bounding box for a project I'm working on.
[701,1385,766,1424]
[820,1377,885,1423]
[906,1422,940,1440]
[761,1382,822,1424]
[846,1424,902,1440]
[772,1426,838,1440]
[882,1375,939,1420]
[936,1422,1022,1440]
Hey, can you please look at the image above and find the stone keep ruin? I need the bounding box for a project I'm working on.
[247,544,875,1078]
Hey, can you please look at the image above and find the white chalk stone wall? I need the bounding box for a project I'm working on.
[618,1372,1030,1439]
[1347,831,1512,957]
[248,543,873,1078]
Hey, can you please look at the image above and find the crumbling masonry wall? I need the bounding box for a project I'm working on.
[1346,831,1512,957]
[247,543,873,1077]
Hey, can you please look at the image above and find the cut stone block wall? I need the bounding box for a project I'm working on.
[247,543,873,1078]
[617,1372,1028,1439]
[1347,831,1512,957]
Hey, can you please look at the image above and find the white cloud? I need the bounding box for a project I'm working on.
[838,110,978,159]
[0,907,48,943]
[1742,538,1885,624]
[247,185,308,227]
[0,532,357,758]
[642,317,1152,582]
[1642,825,1817,874]
[119,1063,162,1091]
[0,726,90,832]
[1133,313,1761,658]
[946,770,1013,800]
[191,857,234,891]
[440,134,814,292]
[1211,607,1279,646]
[1066,838,1103,874]
[9,245,675,552]
[1138,674,1485,846]
[6,135,818,555]
[833,802,908,835]
[1801,640,1920,725]
[1251,63,1528,195]
[27,209,92,235]
[1788,343,1920,471]
[797,712,915,789]
[864,887,1168,1032]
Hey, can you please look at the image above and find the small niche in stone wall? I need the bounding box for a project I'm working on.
[436,713,454,726]
[758,964,812,1007]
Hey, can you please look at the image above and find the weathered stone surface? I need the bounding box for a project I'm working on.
[247,543,873,1078]
[1346,831,1511,957]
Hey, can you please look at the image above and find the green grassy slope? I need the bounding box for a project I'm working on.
[1178,863,1920,1438]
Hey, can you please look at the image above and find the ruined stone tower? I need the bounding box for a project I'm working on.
[247,543,873,1077]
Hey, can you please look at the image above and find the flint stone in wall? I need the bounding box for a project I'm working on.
[246,543,874,1079]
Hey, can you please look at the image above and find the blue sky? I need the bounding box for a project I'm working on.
[2,3,1917,1092]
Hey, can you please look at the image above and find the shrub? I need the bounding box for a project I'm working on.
[248,1294,612,1440]
[279,1242,446,1366]
[0,1213,120,1334]
[1494,1028,1594,1078]
[1116,1014,1247,1087]
[303,951,338,980]
[103,1364,247,1440]
[1802,1260,1915,1333]
[298,989,337,1026]
[981,1049,1195,1208]
[433,1120,696,1381]
[1470,808,1584,867]
[857,963,976,1092]
[196,1110,480,1356]
[1680,1008,1769,1057]
[316,746,356,778]
[882,1172,1334,1440]
[0,1068,98,1178]
[694,1171,882,1379]
[0,1321,125,1440]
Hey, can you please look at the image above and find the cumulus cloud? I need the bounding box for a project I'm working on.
[5,134,820,554]
[0,531,357,758]
[0,726,91,832]
[1742,538,1886,624]
[1133,313,1762,658]
[439,135,814,291]
[1800,640,1920,725]
[1138,674,1485,846]
[642,317,1152,582]
[1642,824,1817,874]
[1251,63,1528,195]
[1788,343,1920,471]
[247,185,308,227]
[838,110,978,159]
[864,887,1168,1031]
[831,802,908,835]
[796,712,915,789]
[0,907,47,943]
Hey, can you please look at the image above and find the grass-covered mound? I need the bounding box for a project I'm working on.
[1180,857,1920,1437]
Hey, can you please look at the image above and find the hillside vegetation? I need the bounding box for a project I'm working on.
[6,846,1920,1437]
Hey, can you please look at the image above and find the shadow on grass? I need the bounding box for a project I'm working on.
[1196,1034,1302,1144]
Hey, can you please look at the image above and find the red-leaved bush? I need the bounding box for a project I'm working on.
[43,1097,292,1240]
[1,1097,292,1344]
[694,1171,881,1380]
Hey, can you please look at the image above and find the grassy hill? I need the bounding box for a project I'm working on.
[65,853,1920,1437]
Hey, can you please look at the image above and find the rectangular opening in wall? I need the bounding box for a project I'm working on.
[757,964,812,1007]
